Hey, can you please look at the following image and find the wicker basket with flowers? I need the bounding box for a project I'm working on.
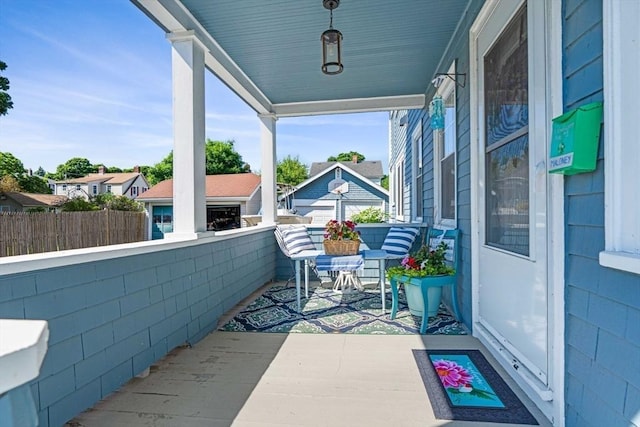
[323,219,361,255]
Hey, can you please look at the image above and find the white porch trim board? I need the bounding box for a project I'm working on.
[259,114,277,225]
[168,31,207,237]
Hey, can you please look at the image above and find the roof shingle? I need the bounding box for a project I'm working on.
[309,161,384,179]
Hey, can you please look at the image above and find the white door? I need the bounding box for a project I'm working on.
[475,1,550,386]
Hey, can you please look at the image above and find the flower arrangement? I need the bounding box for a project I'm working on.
[323,219,360,255]
[323,219,360,241]
[386,241,455,279]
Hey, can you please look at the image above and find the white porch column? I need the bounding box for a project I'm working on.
[259,113,277,225]
[167,31,207,238]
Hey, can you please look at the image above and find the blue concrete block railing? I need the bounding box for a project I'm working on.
[0,227,276,427]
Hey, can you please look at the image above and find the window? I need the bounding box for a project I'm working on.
[600,0,640,274]
[484,7,529,256]
[412,122,423,221]
[62,184,67,192]
[75,185,81,191]
[106,185,112,193]
[433,63,458,227]
[131,187,138,196]
[92,184,98,195]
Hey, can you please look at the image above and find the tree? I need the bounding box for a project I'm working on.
[277,155,308,186]
[50,157,94,180]
[327,151,366,163]
[380,175,389,190]
[61,197,99,212]
[95,165,123,173]
[146,139,249,185]
[146,152,173,185]
[205,139,249,174]
[17,175,51,194]
[34,167,46,177]
[0,152,25,176]
[0,61,13,116]
[0,175,21,192]
[94,193,143,212]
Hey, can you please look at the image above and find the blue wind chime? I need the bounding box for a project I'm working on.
[429,96,444,130]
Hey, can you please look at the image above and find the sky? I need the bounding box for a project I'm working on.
[0,0,390,175]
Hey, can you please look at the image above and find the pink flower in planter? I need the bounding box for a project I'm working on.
[432,359,473,389]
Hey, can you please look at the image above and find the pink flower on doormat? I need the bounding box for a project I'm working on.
[432,359,473,389]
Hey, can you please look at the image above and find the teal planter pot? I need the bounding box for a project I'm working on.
[403,282,442,317]
[389,273,460,334]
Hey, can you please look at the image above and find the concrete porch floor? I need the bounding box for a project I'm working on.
[67,283,552,427]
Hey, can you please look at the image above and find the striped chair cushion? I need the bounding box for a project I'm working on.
[280,226,316,255]
[381,227,420,257]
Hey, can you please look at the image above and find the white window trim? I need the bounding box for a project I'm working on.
[394,157,405,221]
[411,122,423,222]
[433,62,457,228]
[600,0,640,275]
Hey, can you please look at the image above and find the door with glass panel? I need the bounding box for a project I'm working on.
[475,1,549,385]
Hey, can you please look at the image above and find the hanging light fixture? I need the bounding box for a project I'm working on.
[321,0,343,75]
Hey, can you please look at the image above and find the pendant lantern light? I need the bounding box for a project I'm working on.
[321,0,343,75]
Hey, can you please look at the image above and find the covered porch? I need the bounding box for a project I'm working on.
[0,0,573,425]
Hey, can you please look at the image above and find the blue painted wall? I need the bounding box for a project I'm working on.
[0,230,276,427]
[562,1,640,426]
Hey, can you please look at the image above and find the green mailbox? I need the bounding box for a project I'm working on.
[549,101,603,175]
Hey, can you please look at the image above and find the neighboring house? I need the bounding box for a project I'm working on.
[387,1,640,426]
[286,161,388,225]
[309,157,385,185]
[0,192,68,212]
[137,173,261,239]
[53,166,149,200]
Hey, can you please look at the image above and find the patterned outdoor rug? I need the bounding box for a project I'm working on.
[219,284,468,335]
[413,349,538,424]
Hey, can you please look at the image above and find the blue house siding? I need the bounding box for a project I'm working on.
[0,230,276,427]
[562,1,640,426]
[295,169,387,202]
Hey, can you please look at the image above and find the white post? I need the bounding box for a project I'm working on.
[167,31,207,238]
[259,113,277,225]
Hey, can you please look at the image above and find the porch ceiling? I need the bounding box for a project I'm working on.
[132,0,471,116]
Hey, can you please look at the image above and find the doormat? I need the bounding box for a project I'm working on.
[219,285,468,335]
[413,349,538,424]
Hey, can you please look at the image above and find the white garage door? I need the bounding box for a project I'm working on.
[342,201,382,221]
[295,204,335,225]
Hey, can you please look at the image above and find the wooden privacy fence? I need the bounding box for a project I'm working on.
[0,210,147,257]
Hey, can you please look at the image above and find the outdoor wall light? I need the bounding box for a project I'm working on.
[321,0,343,75]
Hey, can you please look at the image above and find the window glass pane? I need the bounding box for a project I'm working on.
[443,91,456,156]
[416,176,423,216]
[484,6,528,147]
[486,134,529,255]
[441,153,455,220]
